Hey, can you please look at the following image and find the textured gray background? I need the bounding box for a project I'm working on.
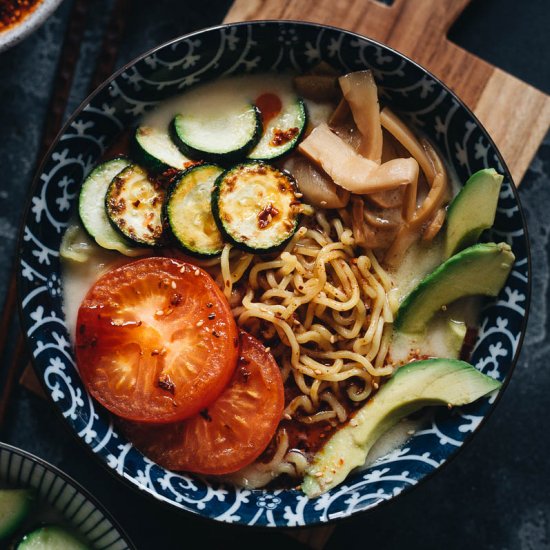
[0,0,548,548]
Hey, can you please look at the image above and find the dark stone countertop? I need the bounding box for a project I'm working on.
[0,1,548,548]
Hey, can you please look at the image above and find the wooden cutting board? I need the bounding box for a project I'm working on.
[225,0,550,186]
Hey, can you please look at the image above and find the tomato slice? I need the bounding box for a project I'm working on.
[75,257,239,423]
[119,331,285,475]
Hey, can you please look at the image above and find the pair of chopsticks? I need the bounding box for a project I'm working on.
[0,0,131,431]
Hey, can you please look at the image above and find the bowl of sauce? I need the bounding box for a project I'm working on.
[0,0,63,52]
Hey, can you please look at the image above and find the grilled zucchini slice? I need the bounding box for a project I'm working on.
[212,161,302,253]
[78,157,144,255]
[134,125,193,172]
[248,95,307,160]
[171,103,261,163]
[165,163,225,257]
[105,164,165,246]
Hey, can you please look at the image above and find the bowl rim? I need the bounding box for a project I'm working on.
[0,0,64,53]
[16,19,532,529]
[0,441,137,548]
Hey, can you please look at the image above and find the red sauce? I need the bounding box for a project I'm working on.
[255,92,282,126]
[100,129,132,160]
[256,378,364,466]
[0,0,42,31]
[257,202,279,229]
[460,326,478,362]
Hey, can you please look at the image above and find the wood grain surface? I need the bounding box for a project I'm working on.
[224,0,550,185]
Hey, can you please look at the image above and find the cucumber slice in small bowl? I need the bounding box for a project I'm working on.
[0,489,34,541]
[170,102,262,163]
[105,164,166,247]
[16,525,88,549]
[212,161,302,254]
[248,95,307,161]
[165,163,225,257]
[78,158,144,256]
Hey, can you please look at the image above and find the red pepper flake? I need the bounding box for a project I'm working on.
[270,127,299,147]
[212,330,220,338]
[170,293,183,306]
[257,202,280,229]
[150,167,181,188]
[239,365,251,383]
[206,302,213,308]
[0,0,42,31]
[157,373,175,394]
[108,196,126,214]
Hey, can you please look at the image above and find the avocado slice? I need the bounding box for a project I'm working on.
[445,168,503,258]
[301,358,500,497]
[390,317,467,365]
[394,242,514,335]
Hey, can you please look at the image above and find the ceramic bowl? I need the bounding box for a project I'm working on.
[17,21,530,528]
[0,442,134,548]
[0,0,63,53]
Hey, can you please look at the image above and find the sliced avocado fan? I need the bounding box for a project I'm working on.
[394,242,514,335]
[445,168,503,259]
[301,358,500,498]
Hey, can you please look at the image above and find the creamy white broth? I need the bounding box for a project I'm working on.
[61,226,134,342]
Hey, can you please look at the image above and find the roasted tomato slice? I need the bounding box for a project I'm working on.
[119,331,285,475]
[75,257,239,423]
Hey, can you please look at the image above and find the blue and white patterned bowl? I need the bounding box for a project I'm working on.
[0,442,134,548]
[17,21,530,528]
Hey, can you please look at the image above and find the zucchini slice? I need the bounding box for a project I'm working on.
[165,163,225,257]
[134,124,193,172]
[106,164,165,247]
[78,157,143,255]
[248,95,307,160]
[17,525,88,549]
[170,103,261,163]
[212,161,302,253]
[0,489,33,540]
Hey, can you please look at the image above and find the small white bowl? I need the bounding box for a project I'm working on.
[0,0,64,53]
